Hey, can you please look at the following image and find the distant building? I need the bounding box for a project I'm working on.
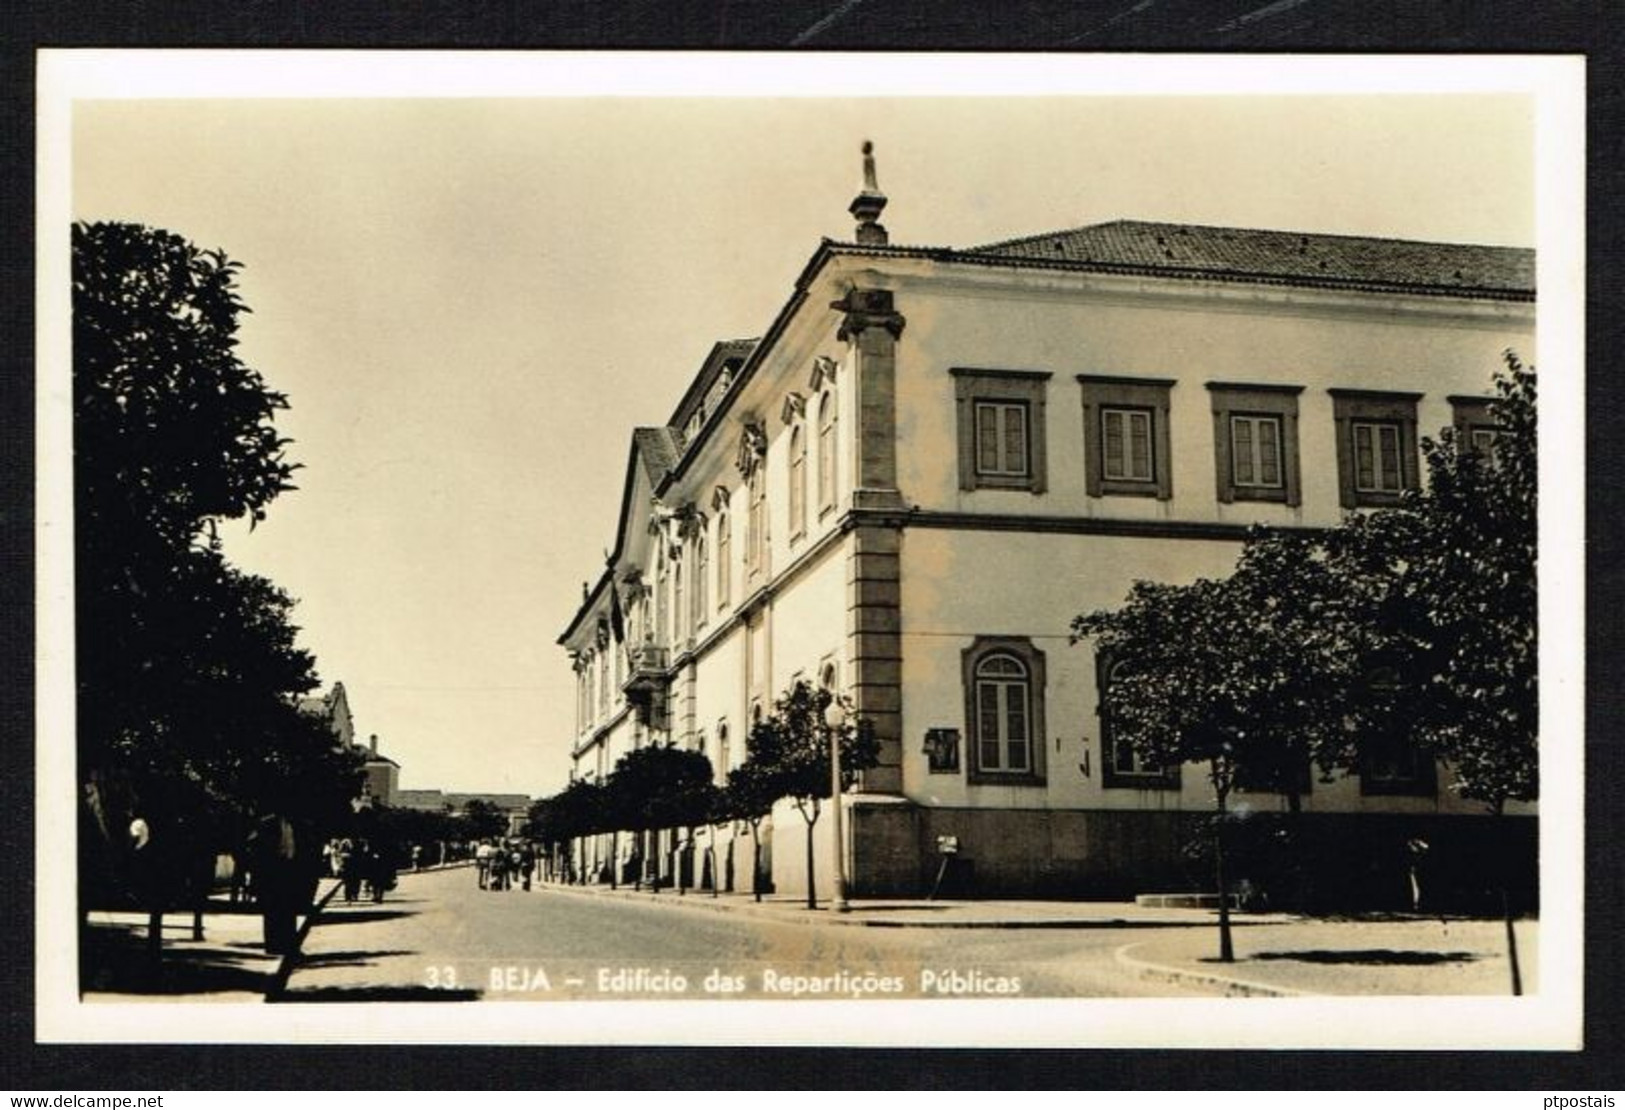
[395,790,533,836]
[297,683,399,809]
[557,146,1537,908]
[357,734,400,809]
[297,681,354,748]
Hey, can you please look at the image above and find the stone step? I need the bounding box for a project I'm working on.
[1134,892,1239,910]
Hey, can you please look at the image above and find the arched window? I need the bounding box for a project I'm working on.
[818,390,837,512]
[961,636,1047,784]
[717,720,731,782]
[1358,665,1437,796]
[976,654,1030,773]
[693,536,709,630]
[673,559,685,647]
[599,648,610,716]
[789,424,807,539]
[747,464,767,575]
[716,509,731,609]
[655,548,668,646]
[1099,656,1179,789]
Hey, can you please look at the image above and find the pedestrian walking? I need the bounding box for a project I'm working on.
[340,839,362,903]
[475,840,494,889]
[1405,837,1430,912]
[518,842,535,891]
[247,812,301,955]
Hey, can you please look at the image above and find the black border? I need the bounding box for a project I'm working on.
[4,0,1620,1093]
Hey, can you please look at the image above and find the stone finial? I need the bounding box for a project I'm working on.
[850,140,889,246]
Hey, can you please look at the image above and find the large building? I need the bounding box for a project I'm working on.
[557,150,1536,907]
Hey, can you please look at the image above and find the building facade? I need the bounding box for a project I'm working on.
[557,157,1536,907]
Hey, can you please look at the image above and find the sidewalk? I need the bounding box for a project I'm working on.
[79,880,340,1003]
[540,879,1537,997]
[1118,915,1537,996]
[536,877,1288,929]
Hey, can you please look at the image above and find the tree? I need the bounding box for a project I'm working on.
[1072,569,1323,959]
[459,798,510,841]
[740,681,879,910]
[604,745,715,892]
[1073,353,1536,975]
[74,222,352,921]
[1331,353,1537,992]
[723,760,781,903]
[531,778,612,883]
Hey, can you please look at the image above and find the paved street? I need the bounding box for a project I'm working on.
[277,866,1216,1001]
[273,866,1538,1003]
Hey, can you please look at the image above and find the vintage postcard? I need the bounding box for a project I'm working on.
[36,51,1585,1049]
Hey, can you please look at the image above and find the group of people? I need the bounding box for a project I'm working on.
[324,837,399,904]
[474,839,536,892]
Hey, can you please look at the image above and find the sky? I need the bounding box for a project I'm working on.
[60,55,1551,798]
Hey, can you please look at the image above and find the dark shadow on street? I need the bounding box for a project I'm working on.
[307,909,414,925]
[270,985,482,1002]
[1246,948,1481,966]
[81,923,277,996]
[294,949,418,970]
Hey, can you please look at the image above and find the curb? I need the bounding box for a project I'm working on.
[1114,940,1308,998]
[535,881,1287,931]
[265,878,342,1001]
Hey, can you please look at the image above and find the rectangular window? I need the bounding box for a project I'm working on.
[1208,382,1302,506]
[974,400,1030,478]
[1331,390,1421,508]
[1230,415,1283,489]
[1102,407,1154,482]
[1079,376,1175,500]
[1352,421,1404,493]
[953,368,1050,493]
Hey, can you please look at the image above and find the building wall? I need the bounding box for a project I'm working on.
[890,269,1532,527]
[559,250,1536,905]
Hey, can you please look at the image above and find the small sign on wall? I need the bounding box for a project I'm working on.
[924,728,960,773]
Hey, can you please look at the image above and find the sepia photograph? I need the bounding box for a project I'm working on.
[35,51,1584,1050]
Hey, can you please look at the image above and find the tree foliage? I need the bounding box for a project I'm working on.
[1357,353,1537,811]
[74,222,353,873]
[74,221,298,551]
[605,745,718,833]
[741,681,880,824]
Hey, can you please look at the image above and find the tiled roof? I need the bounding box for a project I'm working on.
[971,220,1533,296]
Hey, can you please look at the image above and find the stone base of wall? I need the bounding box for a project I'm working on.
[839,802,1538,914]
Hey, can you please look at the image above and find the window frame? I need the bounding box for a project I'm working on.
[746,463,767,577]
[973,399,1033,481]
[1449,395,1502,461]
[1330,389,1422,508]
[1078,375,1175,500]
[1207,382,1303,506]
[1097,655,1182,790]
[961,635,1047,786]
[692,535,709,631]
[1357,666,1439,798]
[817,390,838,515]
[952,368,1051,494]
[788,423,808,541]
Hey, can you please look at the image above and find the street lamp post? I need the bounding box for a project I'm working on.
[824,699,850,913]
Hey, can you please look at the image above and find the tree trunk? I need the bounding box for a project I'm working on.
[750,820,762,903]
[608,829,618,891]
[804,815,817,910]
[1213,764,1235,963]
[1494,802,1523,996]
[1503,888,1524,997]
